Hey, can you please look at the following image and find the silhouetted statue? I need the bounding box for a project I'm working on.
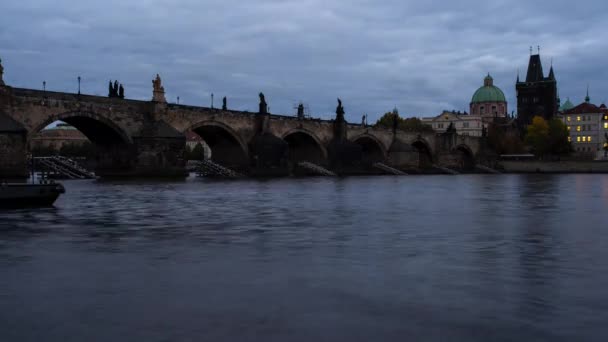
[113,80,119,96]
[336,98,345,122]
[259,92,268,114]
[297,103,305,119]
[222,96,227,111]
[446,122,456,134]
[362,114,366,126]
[152,74,166,103]
[0,57,4,85]
[108,81,113,97]
[119,84,124,99]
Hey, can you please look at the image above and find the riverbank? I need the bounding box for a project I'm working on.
[500,160,608,173]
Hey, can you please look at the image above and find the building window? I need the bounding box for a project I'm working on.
[567,126,571,131]
[480,106,485,114]
[577,126,581,132]
[577,136,581,142]
[582,137,587,142]
[463,122,469,128]
[568,136,571,142]
[588,136,592,142]
[577,116,581,121]
[604,122,608,129]
[567,116,571,122]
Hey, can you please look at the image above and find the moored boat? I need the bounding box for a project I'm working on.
[0,181,66,208]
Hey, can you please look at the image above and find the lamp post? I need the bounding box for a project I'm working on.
[43,81,46,91]
[177,96,180,104]
[211,93,214,109]
[77,76,81,95]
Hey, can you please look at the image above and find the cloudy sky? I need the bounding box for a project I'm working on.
[1,0,607,122]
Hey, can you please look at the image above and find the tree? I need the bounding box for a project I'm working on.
[524,116,571,157]
[525,116,550,156]
[547,118,571,155]
[375,109,433,132]
[487,124,525,155]
[190,143,205,161]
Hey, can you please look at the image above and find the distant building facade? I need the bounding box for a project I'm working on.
[423,74,508,137]
[422,110,484,137]
[516,53,558,128]
[184,130,212,159]
[559,94,608,159]
[30,123,88,150]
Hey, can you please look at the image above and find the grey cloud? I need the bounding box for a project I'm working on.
[1,0,607,122]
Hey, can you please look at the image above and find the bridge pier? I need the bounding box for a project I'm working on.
[97,122,187,178]
[0,112,28,179]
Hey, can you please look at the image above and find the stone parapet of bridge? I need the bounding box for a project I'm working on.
[1,80,483,178]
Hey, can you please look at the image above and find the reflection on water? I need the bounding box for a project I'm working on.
[1,174,608,341]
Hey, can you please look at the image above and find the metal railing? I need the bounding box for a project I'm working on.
[34,156,95,179]
[195,160,243,179]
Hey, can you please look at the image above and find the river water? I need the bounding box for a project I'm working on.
[1,175,608,341]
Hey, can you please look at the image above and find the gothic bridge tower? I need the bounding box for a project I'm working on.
[516,51,558,128]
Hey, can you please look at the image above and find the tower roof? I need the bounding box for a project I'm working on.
[560,98,574,112]
[548,66,555,81]
[471,74,506,103]
[526,54,544,82]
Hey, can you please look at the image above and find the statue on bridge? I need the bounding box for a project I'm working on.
[152,74,167,103]
[108,80,125,98]
[297,103,305,119]
[259,92,268,115]
[0,57,4,86]
[222,96,227,111]
[336,98,345,122]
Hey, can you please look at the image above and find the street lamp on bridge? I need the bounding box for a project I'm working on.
[77,76,81,95]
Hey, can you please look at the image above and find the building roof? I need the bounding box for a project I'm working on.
[423,110,482,122]
[562,102,603,115]
[184,130,203,142]
[560,98,574,112]
[471,74,506,104]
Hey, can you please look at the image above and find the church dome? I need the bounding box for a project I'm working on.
[471,74,506,104]
[560,98,574,112]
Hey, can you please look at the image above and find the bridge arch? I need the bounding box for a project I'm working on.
[411,137,434,168]
[281,128,327,164]
[187,120,249,169]
[351,133,387,164]
[454,144,476,171]
[28,111,133,146]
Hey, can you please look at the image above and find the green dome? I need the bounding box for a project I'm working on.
[471,74,506,104]
[560,98,574,111]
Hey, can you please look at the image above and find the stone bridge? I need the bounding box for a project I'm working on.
[0,72,482,178]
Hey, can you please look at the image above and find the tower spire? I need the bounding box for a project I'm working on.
[0,57,4,86]
[585,84,590,103]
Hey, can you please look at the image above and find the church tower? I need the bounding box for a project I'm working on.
[516,51,558,128]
